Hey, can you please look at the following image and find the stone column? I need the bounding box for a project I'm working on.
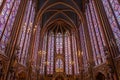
[82,12,94,80]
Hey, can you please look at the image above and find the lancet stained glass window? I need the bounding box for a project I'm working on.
[85,0,106,65]
[18,0,35,65]
[56,59,63,72]
[102,0,120,53]
[65,32,72,75]
[47,32,54,74]
[56,33,63,54]
[0,0,21,52]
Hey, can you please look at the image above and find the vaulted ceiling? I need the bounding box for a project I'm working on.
[35,0,86,33]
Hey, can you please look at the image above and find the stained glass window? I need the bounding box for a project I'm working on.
[86,4,100,65]
[109,0,120,25]
[65,32,72,75]
[18,0,35,65]
[90,0,105,62]
[56,33,63,54]
[56,59,63,72]
[47,32,54,74]
[40,34,47,74]
[102,0,120,53]
[0,0,21,52]
[72,33,80,74]
[85,0,106,65]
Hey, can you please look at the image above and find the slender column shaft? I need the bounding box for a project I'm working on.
[82,13,94,80]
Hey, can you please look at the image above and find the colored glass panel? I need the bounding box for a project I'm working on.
[0,0,21,52]
[102,0,120,52]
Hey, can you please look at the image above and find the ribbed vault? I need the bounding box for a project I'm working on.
[35,0,86,35]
